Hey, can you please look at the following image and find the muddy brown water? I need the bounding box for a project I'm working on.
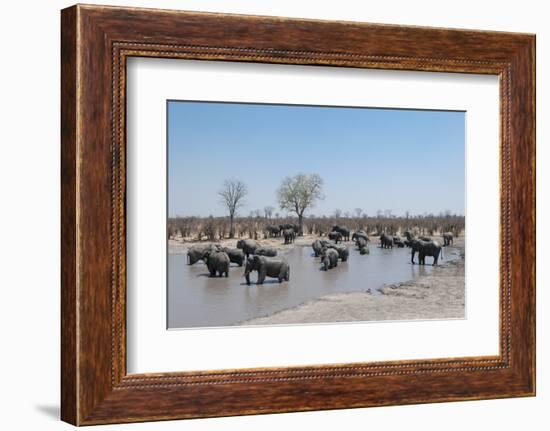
[168,244,461,329]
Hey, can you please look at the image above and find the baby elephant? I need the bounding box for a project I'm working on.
[244,255,290,285]
[203,250,230,277]
[321,248,339,271]
[221,247,245,267]
[253,247,278,257]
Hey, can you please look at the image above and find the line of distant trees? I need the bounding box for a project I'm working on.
[171,173,464,241]
[168,213,465,242]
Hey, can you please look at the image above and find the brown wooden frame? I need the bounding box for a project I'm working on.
[61,4,535,426]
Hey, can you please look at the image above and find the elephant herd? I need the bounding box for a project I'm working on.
[265,223,300,244]
[311,225,368,271]
[403,230,455,265]
[318,226,454,267]
[311,239,349,271]
[185,227,456,285]
[186,239,289,285]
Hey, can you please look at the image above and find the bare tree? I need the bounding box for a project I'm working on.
[264,206,275,219]
[218,178,247,238]
[276,173,324,235]
[333,208,342,219]
[354,208,363,218]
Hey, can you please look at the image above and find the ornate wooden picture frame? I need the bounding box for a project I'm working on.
[61,4,535,425]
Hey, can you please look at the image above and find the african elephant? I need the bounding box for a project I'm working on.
[404,230,415,241]
[264,225,280,238]
[221,247,245,267]
[321,248,339,270]
[443,232,454,246]
[279,223,298,234]
[203,250,230,277]
[244,255,290,285]
[312,239,324,257]
[254,247,278,257]
[352,230,369,243]
[332,225,350,241]
[356,236,368,250]
[282,228,295,244]
[324,244,349,262]
[186,243,221,265]
[236,239,259,258]
[380,233,393,249]
[328,231,343,244]
[187,245,209,265]
[410,239,443,265]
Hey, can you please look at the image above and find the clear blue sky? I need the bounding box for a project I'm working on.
[168,101,465,218]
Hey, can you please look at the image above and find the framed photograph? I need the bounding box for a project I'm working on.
[61,4,535,425]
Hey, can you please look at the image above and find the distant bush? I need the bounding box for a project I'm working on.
[168,214,465,241]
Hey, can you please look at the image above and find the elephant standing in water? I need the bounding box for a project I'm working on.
[187,243,221,265]
[221,247,245,267]
[244,255,290,285]
[410,239,443,265]
[312,239,324,257]
[323,244,349,262]
[321,248,339,270]
[443,232,454,246]
[355,236,369,255]
[236,239,259,258]
[203,250,230,277]
[187,245,209,265]
[352,230,369,243]
[379,233,393,249]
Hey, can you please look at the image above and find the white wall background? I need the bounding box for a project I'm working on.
[0,1,546,429]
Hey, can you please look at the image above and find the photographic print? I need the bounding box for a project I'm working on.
[167,101,465,329]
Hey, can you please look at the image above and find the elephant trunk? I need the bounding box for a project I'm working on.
[244,270,251,285]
